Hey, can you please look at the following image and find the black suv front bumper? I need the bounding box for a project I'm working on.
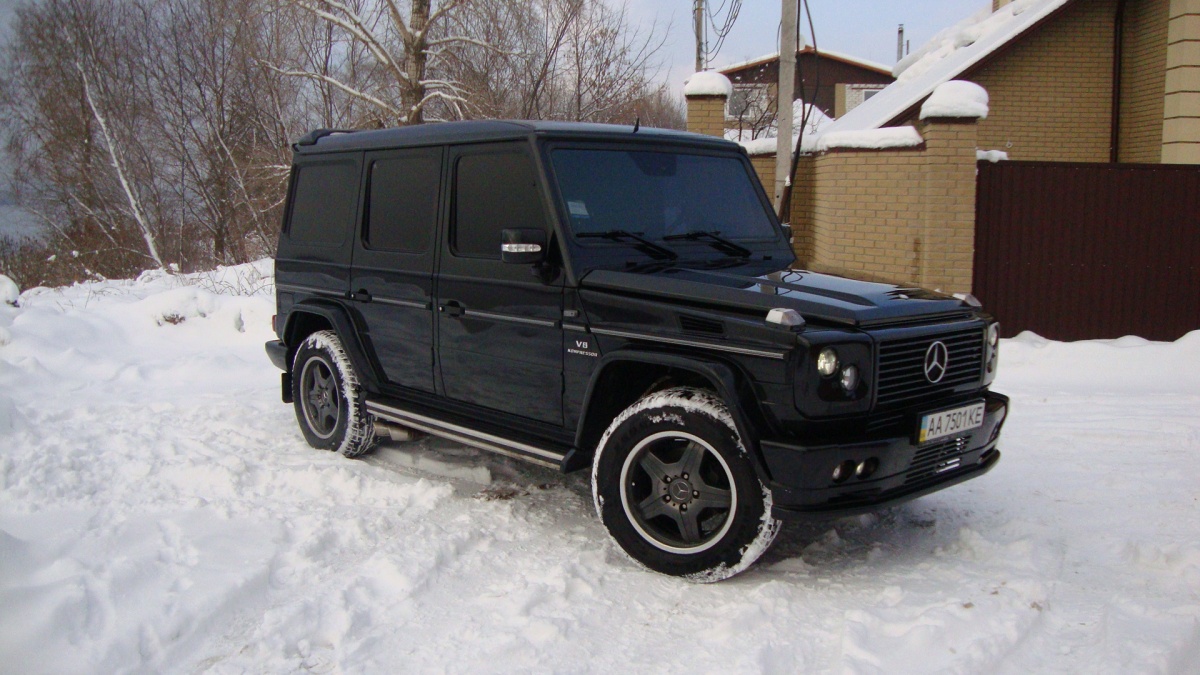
[764,392,1008,519]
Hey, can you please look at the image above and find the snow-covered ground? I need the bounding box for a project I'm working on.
[2,262,1198,673]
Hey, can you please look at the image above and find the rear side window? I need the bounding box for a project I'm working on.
[366,149,441,253]
[287,161,358,248]
[453,150,546,258]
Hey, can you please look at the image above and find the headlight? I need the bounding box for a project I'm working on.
[817,348,839,377]
[840,364,859,392]
[984,323,1000,383]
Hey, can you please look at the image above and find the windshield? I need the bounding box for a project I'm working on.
[549,148,779,245]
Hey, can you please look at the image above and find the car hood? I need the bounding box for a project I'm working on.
[579,267,973,327]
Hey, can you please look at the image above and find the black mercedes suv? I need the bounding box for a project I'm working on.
[266,120,1007,581]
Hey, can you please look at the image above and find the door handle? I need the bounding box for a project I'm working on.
[440,301,465,317]
[353,289,372,303]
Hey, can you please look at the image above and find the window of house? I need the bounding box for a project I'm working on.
[728,84,769,121]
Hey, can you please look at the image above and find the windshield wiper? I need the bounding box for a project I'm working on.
[662,230,752,258]
[577,230,678,260]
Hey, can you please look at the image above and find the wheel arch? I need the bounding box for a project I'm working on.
[282,301,381,392]
[569,352,774,482]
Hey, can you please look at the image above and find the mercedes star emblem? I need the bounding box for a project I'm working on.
[924,341,949,383]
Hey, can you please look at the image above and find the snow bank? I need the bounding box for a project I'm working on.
[921,80,989,119]
[729,99,835,156]
[683,70,732,98]
[805,126,924,153]
[2,262,1200,672]
[734,101,832,156]
[0,274,17,306]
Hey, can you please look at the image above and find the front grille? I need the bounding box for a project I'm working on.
[904,436,970,486]
[876,327,983,408]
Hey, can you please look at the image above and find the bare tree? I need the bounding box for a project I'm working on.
[277,0,479,125]
[0,0,680,286]
[442,0,676,127]
[1,0,169,279]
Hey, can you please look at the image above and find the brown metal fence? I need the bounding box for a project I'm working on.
[974,161,1200,342]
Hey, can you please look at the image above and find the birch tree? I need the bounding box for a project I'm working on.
[278,0,476,125]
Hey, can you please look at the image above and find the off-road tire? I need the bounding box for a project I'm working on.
[592,387,780,581]
[291,330,378,458]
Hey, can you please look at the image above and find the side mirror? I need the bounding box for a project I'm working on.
[501,228,547,264]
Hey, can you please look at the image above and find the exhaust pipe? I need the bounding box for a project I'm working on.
[374,420,422,442]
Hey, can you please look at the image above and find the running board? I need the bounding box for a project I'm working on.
[365,400,568,470]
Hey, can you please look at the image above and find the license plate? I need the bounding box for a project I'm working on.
[919,402,985,444]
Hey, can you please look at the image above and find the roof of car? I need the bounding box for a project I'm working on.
[294,120,739,154]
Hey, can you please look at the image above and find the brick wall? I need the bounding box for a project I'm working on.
[748,155,776,201]
[751,118,979,294]
[686,96,727,137]
[968,0,1118,162]
[1164,0,1200,163]
[1119,0,1170,163]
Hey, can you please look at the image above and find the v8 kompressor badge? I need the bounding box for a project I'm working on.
[567,339,598,358]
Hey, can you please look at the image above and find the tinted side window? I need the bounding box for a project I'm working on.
[454,150,546,258]
[287,161,358,248]
[366,149,441,253]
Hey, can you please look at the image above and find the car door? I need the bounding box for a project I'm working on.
[349,146,443,393]
[436,141,564,425]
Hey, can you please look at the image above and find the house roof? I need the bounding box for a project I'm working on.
[719,46,892,78]
[816,0,1075,137]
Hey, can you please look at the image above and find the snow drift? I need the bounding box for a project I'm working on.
[1,262,1199,672]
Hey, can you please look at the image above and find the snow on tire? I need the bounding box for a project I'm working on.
[291,330,377,458]
[591,387,780,582]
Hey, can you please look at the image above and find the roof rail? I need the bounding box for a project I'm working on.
[294,128,359,149]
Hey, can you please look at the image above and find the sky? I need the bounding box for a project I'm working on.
[625,0,993,91]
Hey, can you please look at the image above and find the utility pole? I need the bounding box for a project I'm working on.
[775,0,797,215]
[694,0,705,71]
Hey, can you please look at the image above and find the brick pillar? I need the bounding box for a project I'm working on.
[686,96,727,137]
[788,154,816,266]
[684,71,731,138]
[918,118,979,294]
[1163,0,1200,163]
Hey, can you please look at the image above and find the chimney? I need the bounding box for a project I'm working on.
[993,0,1014,11]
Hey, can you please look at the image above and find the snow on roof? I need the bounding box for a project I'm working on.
[816,0,1072,138]
[920,80,989,119]
[683,71,733,97]
[718,47,892,77]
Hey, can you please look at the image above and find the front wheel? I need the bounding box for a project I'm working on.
[291,330,377,458]
[592,387,780,581]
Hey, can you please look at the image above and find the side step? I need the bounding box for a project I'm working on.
[365,400,569,470]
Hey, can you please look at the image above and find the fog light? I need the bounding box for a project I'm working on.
[817,348,839,376]
[840,364,859,392]
[832,460,856,484]
[856,457,879,479]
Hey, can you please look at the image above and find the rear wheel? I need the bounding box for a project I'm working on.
[592,387,779,581]
[291,330,377,457]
